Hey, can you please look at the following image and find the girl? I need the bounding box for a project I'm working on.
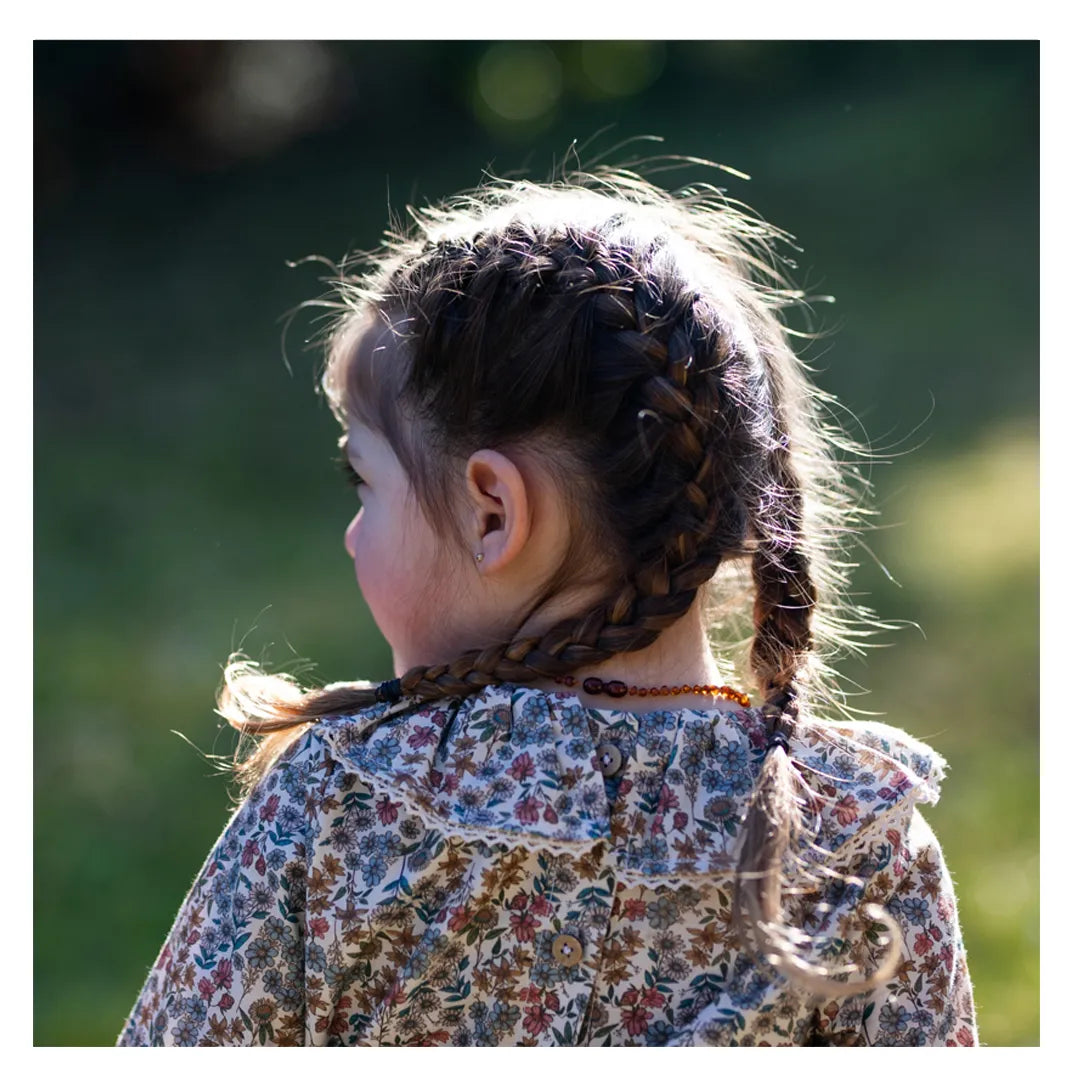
[118,164,977,1047]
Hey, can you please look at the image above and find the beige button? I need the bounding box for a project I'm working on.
[552,933,583,967]
[597,742,622,777]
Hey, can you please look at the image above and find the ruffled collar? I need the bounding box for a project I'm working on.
[318,682,945,881]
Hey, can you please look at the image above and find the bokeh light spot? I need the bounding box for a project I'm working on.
[580,41,665,98]
[477,43,562,122]
[196,41,342,157]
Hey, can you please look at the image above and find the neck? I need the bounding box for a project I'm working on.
[521,599,742,714]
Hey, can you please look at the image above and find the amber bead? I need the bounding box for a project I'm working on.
[573,673,751,706]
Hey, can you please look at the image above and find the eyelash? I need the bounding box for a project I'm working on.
[338,451,366,489]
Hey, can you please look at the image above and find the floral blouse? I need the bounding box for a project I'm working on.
[117,683,978,1046]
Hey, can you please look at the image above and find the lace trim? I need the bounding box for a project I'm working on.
[804,793,924,875]
[307,763,925,908]
[617,864,736,886]
[315,703,934,881]
[319,750,611,857]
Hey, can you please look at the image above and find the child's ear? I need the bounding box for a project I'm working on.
[464,449,530,573]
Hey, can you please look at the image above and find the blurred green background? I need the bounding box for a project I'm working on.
[34,41,1037,1046]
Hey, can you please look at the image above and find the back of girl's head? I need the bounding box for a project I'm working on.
[319,170,854,714]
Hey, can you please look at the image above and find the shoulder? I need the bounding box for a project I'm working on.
[797,716,946,789]
[789,717,948,864]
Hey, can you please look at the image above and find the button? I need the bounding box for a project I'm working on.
[552,933,583,967]
[597,742,622,777]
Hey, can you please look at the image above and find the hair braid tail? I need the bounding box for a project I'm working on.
[733,442,901,995]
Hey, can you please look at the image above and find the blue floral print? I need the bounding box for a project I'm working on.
[118,683,977,1046]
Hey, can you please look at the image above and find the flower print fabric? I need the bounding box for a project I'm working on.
[117,683,978,1046]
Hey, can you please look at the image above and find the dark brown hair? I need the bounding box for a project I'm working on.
[218,165,896,994]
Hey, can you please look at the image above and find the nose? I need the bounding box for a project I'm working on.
[344,508,362,558]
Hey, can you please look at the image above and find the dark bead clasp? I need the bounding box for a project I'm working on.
[375,678,402,703]
[767,731,790,753]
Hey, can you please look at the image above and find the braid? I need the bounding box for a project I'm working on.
[733,411,901,995]
[749,444,817,717]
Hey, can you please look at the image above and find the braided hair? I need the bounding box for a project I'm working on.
[219,169,896,993]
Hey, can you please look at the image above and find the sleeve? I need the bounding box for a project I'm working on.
[819,808,979,1047]
[116,730,321,1046]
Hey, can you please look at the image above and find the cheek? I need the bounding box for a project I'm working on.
[349,523,400,603]
[348,512,440,643]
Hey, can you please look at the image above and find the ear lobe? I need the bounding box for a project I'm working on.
[465,450,530,573]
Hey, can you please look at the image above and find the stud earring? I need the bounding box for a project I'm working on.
[474,552,485,564]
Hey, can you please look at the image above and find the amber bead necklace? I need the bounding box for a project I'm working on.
[372,673,753,710]
[551,673,751,708]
